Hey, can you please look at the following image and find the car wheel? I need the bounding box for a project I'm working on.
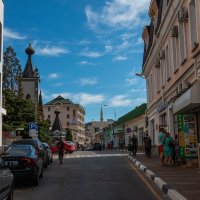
[32,172,39,186]
[7,183,14,200]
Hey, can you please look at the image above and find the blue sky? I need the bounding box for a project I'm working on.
[3,0,149,122]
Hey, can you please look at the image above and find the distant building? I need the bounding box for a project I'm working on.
[0,1,6,146]
[43,95,85,144]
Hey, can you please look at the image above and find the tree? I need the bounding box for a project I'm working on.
[3,46,23,96]
[65,128,72,141]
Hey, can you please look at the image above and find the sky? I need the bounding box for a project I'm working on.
[3,0,150,122]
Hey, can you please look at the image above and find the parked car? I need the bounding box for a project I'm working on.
[2,145,43,186]
[0,155,14,200]
[12,138,48,168]
[66,141,77,151]
[93,143,102,151]
[42,142,53,164]
[50,141,75,154]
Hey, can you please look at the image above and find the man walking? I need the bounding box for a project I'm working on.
[131,134,138,156]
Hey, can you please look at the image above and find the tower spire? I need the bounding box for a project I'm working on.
[22,43,35,78]
[100,106,103,122]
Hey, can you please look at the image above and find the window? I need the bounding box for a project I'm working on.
[179,22,187,63]
[189,0,198,50]
[160,59,164,87]
[172,37,178,72]
[0,23,2,63]
[67,107,69,111]
[67,122,70,126]
[26,94,31,100]
[73,110,76,117]
[67,114,70,119]
[48,115,50,120]
[48,107,50,111]
[165,44,171,80]
[157,68,161,91]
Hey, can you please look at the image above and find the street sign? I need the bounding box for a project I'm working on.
[29,122,38,138]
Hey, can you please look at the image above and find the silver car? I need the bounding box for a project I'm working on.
[0,155,14,200]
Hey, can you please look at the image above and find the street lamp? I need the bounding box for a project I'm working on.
[135,73,146,79]
[104,104,117,121]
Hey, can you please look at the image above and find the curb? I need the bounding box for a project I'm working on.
[127,155,187,200]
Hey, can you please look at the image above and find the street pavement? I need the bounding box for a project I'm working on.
[14,150,168,200]
[126,151,200,200]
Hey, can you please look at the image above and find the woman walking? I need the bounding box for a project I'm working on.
[163,132,174,167]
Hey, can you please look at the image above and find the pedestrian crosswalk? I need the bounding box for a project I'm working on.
[53,153,128,159]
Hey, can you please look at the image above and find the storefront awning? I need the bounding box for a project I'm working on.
[173,80,200,114]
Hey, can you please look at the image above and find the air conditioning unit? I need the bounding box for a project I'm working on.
[155,58,160,68]
[178,7,188,22]
[160,50,165,60]
[171,26,178,37]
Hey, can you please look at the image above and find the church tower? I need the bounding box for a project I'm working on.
[100,106,103,122]
[21,43,40,104]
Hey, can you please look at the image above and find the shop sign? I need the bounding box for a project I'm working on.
[177,114,198,159]
[156,102,168,113]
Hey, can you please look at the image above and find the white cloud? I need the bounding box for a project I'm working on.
[48,73,60,79]
[32,41,69,56]
[73,93,104,105]
[126,78,138,86]
[77,61,95,65]
[79,40,91,45]
[85,0,149,30]
[130,88,146,92]
[135,37,143,45]
[79,78,98,86]
[110,95,132,107]
[80,48,103,58]
[4,28,27,40]
[105,45,113,52]
[113,55,127,61]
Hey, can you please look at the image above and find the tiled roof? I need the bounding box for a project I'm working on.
[45,95,73,105]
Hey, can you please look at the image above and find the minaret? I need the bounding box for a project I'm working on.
[100,106,103,122]
[38,90,43,114]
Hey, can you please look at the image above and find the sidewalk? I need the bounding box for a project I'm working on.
[128,152,200,200]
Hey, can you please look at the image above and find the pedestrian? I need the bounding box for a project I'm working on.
[143,133,149,156]
[158,127,165,165]
[174,134,180,165]
[111,140,114,149]
[147,136,152,157]
[163,132,174,167]
[55,138,65,165]
[131,134,138,156]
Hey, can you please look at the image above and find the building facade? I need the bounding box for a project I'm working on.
[43,95,85,144]
[0,0,6,146]
[142,0,200,161]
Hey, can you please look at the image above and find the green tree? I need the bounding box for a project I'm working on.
[3,46,23,96]
[65,128,72,141]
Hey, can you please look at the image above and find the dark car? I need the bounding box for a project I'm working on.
[93,143,102,151]
[12,138,48,168]
[2,145,43,186]
[42,142,53,164]
[0,155,14,200]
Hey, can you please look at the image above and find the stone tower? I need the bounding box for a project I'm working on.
[21,43,40,104]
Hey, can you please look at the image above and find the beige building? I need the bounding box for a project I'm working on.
[43,95,85,144]
[0,0,6,146]
[142,0,200,161]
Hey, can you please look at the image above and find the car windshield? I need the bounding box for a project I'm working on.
[7,146,32,156]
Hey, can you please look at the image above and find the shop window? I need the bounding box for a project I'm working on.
[160,113,167,126]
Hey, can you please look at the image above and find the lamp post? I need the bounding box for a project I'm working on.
[104,105,116,121]
[135,73,146,79]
